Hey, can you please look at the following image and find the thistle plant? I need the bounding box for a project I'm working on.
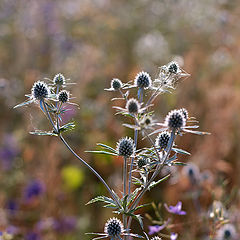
[14,61,209,239]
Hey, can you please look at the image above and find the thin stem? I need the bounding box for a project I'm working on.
[129,130,176,212]
[42,101,121,209]
[123,156,128,230]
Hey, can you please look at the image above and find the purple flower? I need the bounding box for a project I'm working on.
[148,219,170,235]
[53,216,77,233]
[25,232,41,240]
[24,180,45,201]
[164,202,186,215]
[170,232,178,240]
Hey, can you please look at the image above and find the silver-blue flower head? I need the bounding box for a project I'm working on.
[117,137,135,158]
[126,98,140,115]
[31,81,50,100]
[134,71,152,89]
[111,78,122,91]
[53,73,66,86]
[58,90,69,103]
[165,109,186,130]
[104,218,124,238]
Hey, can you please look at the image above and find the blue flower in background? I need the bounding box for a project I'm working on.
[25,232,41,240]
[164,202,186,215]
[170,232,178,240]
[24,180,45,201]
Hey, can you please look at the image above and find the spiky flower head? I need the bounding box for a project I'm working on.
[216,224,237,240]
[31,81,50,100]
[165,109,186,130]
[168,61,179,74]
[117,137,135,158]
[137,157,147,168]
[53,73,66,86]
[155,131,170,150]
[126,98,140,114]
[58,90,69,103]
[134,71,152,89]
[111,78,122,91]
[150,237,162,240]
[104,218,124,238]
[180,108,188,120]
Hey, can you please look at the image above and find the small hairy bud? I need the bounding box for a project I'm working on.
[111,78,122,90]
[165,109,186,130]
[104,218,123,237]
[53,73,66,86]
[155,131,170,150]
[134,71,152,89]
[216,224,237,240]
[168,61,179,74]
[126,98,140,114]
[58,90,69,103]
[117,137,135,158]
[31,81,50,100]
[137,157,147,168]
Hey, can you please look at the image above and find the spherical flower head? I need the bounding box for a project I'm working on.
[165,109,186,130]
[104,218,123,237]
[216,224,237,240]
[137,157,147,168]
[117,137,135,158]
[111,78,122,91]
[180,108,188,120]
[58,90,69,103]
[126,98,140,115]
[155,131,170,150]
[134,71,152,89]
[53,73,66,86]
[168,61,179,74]
[31,81,50,100]
[151,237,162,240]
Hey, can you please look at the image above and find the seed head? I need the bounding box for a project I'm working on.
[104,218,123,237]
[111,78,122,91]
[137,157,147,168]
[58,90,69,103]
[126,98,140,114]
[150,237,162,240]
[216,224,237,240]
[165,109,186,130]
[53,73,66,86]
[31,81,50,100]
[155,131,170,150]
[168,61,179,74]
[180,108,188,120]
[134,71,152,89]
[117,137,135,158]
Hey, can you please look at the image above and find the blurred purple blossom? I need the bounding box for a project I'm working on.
[61,105,77,124]
[164,202,186,215]
[53,216,77,233]
[24,180,45,201]
[148,219,170,235]
[6,200,18,215]
[25,232,41,240]
[170,232,178,240]
[0,134,19,169]
[6,225,19,235]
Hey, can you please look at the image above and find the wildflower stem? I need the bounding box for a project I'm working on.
[129,130,175,212]
[123,156,127,230]
[42,101,121,209]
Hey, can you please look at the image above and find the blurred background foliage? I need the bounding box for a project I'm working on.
[0,0,240,239]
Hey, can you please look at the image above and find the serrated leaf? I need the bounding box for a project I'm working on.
[85,150,118,156]
[127,187,142,206]
[96,143,116,153]
[148,174,170,190]
[59,122,76,133]
[29,130,58,136]
[86,196,116,206]
[172,147,191,155]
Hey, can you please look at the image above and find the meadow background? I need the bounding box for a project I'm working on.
[0,0,240,239]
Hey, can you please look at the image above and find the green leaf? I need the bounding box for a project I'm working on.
[121,195,129,210]
[172,147,191,155]
[96,143,116,153]
[86,196,116,206]
[85,150,118,156]
[148,174,170,190]
[127,187,142,206]
[133,214,144,229]
[29,130,58,136]
[172,162,187,166]
[133,203,151,212]
[103,204,118,209]
[59,122,76,133]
